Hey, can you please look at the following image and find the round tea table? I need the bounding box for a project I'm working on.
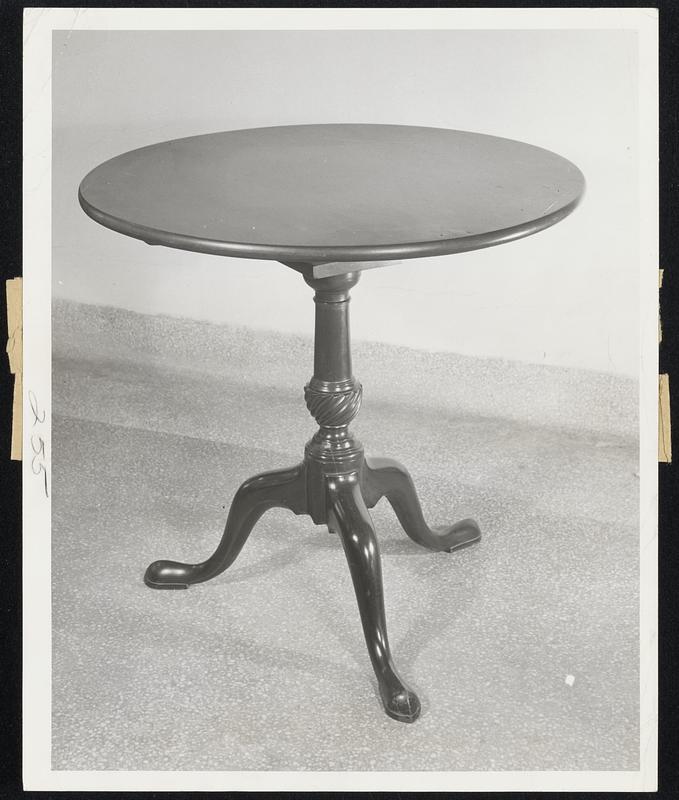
[79,124,585,723]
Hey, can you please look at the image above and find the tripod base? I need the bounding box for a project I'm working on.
[144,454,480,723]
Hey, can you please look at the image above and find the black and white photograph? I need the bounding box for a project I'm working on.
[22,7,657,792]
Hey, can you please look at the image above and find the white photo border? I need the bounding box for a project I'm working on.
[23,6,659,792]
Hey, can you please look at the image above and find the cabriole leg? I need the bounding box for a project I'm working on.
[327,472,421,723]
[361,456,481,552]
[144,463,306,589]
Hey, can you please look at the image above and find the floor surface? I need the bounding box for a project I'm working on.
[51,317,639,772]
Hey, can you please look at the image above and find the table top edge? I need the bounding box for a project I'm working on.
[78,182,585,267]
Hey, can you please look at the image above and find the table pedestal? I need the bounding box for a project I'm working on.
[144,270,481,723]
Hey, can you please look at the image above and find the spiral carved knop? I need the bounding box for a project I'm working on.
[304,378,362,428]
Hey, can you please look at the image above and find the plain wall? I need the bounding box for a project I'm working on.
[52,29,640,376]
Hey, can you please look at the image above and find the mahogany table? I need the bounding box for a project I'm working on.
[79,124,585,723]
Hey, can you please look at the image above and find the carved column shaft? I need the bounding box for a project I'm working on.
[303,272,364,517]
[304,271,363,431]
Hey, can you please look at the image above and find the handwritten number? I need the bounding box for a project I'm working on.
[28,391,49,499]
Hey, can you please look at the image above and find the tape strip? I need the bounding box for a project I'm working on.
[659,373,671,463]
[6,278,22,461]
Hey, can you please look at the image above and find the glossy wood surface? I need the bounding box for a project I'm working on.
[79,124,584,264]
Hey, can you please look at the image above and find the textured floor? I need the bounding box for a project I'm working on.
[51,307,639,772]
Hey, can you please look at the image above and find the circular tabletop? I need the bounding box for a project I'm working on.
[79,124,585,264]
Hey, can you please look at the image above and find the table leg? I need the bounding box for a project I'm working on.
[361,456,481,552]
[144,463,306,589]
[327,472,421,723]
